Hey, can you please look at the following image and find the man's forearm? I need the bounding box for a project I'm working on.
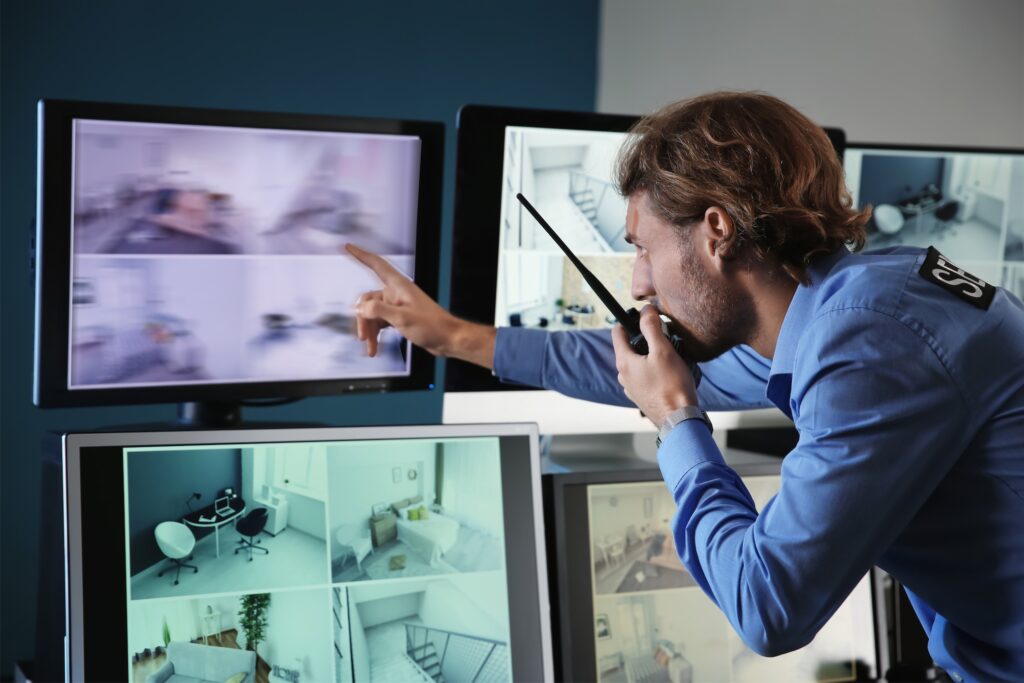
[442,319,497,370]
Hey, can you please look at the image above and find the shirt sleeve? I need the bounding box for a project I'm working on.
[492,327,633,406]
[493,326,774,410]
[657,308,973,656]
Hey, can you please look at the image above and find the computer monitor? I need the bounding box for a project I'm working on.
[34,100,444,411]
[544,455,885,682]
[63,423,552,682]
[443,105,844,434]
[844,143,1024,301]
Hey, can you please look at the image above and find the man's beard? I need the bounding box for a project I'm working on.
[657,241,755,363]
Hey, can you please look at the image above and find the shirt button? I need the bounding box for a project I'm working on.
[950,673,963,683]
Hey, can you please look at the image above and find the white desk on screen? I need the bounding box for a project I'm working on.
[183,498,247,558]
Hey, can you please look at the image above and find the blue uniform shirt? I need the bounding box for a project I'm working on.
[493,247,1024,682]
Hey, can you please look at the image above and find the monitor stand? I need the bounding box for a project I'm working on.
[177,400,243,428]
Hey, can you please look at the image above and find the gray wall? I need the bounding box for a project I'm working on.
[126,449,242,576]
[0,1,600,676]
[598,0,1024,146]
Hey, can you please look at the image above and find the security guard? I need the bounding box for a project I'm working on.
[348,92,1024,682]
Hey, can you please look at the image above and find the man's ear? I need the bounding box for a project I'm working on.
[699,207,740,261]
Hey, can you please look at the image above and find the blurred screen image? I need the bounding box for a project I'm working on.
[68,119,422,389]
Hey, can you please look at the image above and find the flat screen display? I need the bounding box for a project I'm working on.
[495,126,636,331]
[35,100,443,407]
[586,477,877,682]
[844,144,1024,300]
[64,424,552,682]
[69,119,419,388]
[446,104,844,395]
[544,464,881,682]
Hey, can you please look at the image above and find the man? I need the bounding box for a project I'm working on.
[347,92,1024,682]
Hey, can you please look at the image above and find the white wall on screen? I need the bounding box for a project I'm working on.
[72,121,171,195]
[590,484,675,543]
[325,440,437,558]
[418,575,508,643]
[260,588,332,683]
[649,591,733,681]
[356,591,422,629]
[438,439,504,539]
[149,259,247,378]
[240,445,328,540]
[280,492,326,540]
[127,594,241,658]
[348,589,370,680]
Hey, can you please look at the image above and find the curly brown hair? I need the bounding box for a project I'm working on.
[616,91,869,279]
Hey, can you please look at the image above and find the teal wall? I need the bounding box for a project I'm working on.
[0,1,599,675]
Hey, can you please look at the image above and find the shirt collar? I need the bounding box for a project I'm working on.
[769,248,852,379]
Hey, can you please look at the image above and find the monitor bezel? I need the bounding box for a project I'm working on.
[543,463,883,682]
[34,99,444,407]
[846,141,1024,156]
[445,103,845,392]
[64,422,553,682]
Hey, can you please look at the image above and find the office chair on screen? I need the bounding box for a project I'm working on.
[155,521,198,586]
[235,508,270,562]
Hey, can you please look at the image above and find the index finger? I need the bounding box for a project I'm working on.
[345,243,404,285]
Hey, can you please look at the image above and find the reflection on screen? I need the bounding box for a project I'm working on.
[123,437,513,682]
[844,147,1024,302]
[68,119,422,389]
[495,126,639,331]
[587,478,877,683]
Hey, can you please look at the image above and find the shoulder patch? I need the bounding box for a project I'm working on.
[918,246,994,310]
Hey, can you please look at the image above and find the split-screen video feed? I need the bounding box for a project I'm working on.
[68,119,421,389]
[122,438,514,683]
[495,126,639,332]
[587,478,878,683]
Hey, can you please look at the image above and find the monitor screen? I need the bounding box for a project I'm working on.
[63,424,551,682]
[545,463,882,682]
[446,105,640,395]
[448,105,847,394]
[444,105,841,434]
[35,100,444,407]
[494,125,635,331]
[844,143,1024,300]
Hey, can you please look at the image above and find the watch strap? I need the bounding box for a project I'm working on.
[656,406,712,447]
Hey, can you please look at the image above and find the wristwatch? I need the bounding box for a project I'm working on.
[656,406,713,447]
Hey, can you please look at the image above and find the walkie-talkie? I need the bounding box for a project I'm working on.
[515,193,701,385]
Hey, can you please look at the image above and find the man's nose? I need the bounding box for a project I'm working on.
[631,265,655,301]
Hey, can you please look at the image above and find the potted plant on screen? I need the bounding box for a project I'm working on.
[239,593,271,659]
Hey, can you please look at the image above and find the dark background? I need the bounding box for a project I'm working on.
[0,1,600,675]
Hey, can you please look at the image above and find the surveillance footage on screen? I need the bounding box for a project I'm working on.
[68,119,422,389]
